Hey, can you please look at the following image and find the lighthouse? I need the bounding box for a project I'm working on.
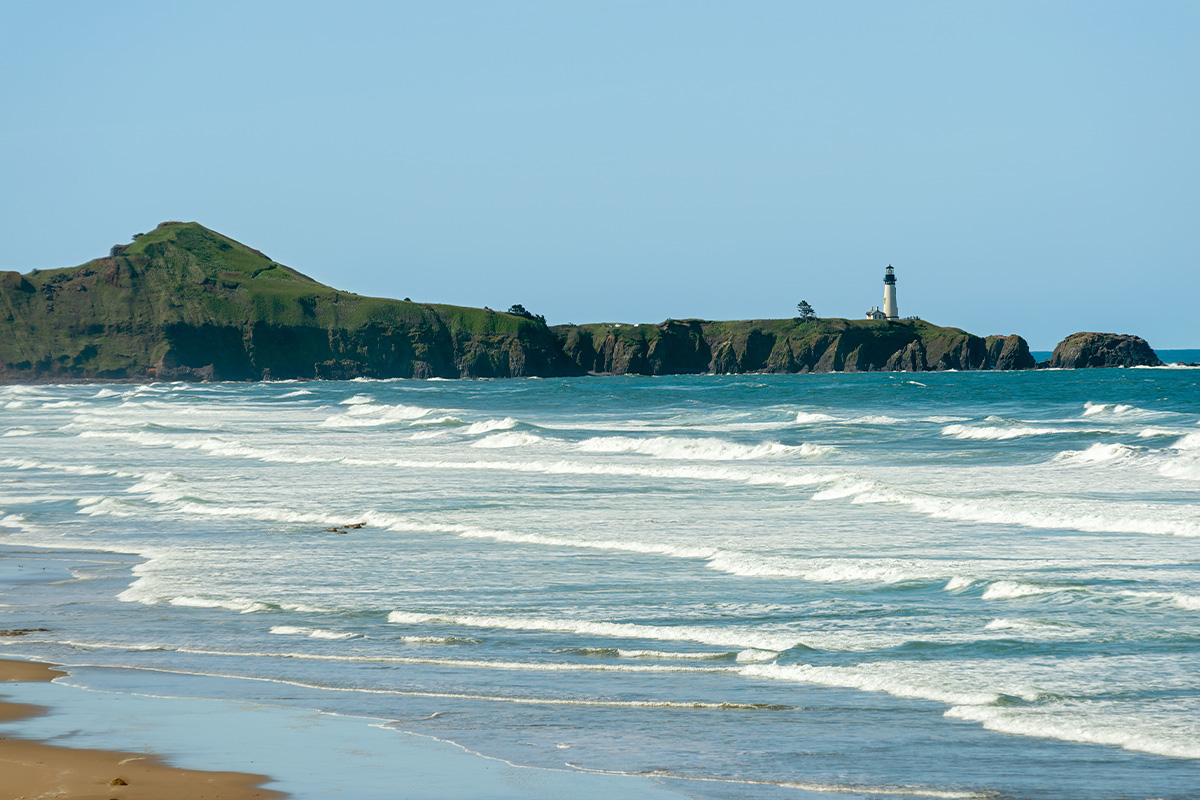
[882,265,898,319]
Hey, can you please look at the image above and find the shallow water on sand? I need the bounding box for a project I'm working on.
[2,366,1199,798]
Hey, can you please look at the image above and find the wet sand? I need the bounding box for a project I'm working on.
[0,658,284,800]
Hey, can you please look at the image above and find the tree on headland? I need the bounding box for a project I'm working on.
[796,300,816,321]
[507,304,546,324]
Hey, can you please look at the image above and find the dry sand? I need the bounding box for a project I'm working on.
[0,658,285,800]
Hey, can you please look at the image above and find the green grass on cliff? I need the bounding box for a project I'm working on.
[0,221,542,378]
[14,222,533,333]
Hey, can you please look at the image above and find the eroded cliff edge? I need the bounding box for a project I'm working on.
[553,319,1037,375]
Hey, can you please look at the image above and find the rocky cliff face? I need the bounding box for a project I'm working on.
[1048,332,1162,369]
[984,334,1038,370]
[0,222,582,382]
[554,318,1027,375]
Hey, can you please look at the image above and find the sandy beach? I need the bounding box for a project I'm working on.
[0,658,284,800]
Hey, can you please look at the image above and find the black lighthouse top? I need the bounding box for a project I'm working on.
[884,265,896,285]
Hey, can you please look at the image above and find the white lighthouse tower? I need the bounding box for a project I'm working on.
[882,264,899,319]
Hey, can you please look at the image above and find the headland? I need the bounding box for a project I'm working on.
[0,222,1164,382]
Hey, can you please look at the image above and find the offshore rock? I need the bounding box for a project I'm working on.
[1049,332,1163,369]
[984,334,1037,370]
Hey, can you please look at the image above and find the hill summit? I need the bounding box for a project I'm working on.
[0,222,575,381]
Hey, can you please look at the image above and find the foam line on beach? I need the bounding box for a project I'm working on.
[45,662,781,711]
[51,641,737,675]
[563,763,997,800]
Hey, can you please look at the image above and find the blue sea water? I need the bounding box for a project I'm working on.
[2,362,1199,799]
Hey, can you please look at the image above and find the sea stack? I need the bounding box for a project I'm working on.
[1048,332,1163,368]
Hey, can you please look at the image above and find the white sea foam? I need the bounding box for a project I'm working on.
[270,625,358,640]
[707,553,942,585]
[945,704,1200,760]
[453,528,949,591]
[618,649,731,661]
[409,415,463,426]
[2,427,38,437]
[944,576,974,591]
[0,457,132,478]
[76,497,139,517]
[92,388,122,398]
[576,436,815,461]
[1158,432,1200,481]
[278,389,313,398]
[794,411,836,423]
[739,662,1002,706]
[981,581,1063,600]
[1170,431,1200,451]
[983,618,1072,633]
[808,473,1200,538]
[465,418,518,435]
[1083,401,1138,416]
[1053,442,1140,464]
[158,645,727,676]
[1117,590,1200,611]
[1138,426,1184,438]
[942,424,1081,440]
[321,403,433,428]
[471,432,544,448]
[76,429,323,463]
[168,596,270,613]
[387,610,805,653]
[0,513,30,530]
[340,394,375,405]
[341,455,841,492]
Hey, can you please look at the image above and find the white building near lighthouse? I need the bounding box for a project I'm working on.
[866,265,899,320]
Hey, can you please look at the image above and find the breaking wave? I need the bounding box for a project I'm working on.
[575,436,824,460]
[471,432,545,448]
[1053,442,1140,465]
[465,418,518,435]
[386,610,799,653]
[321,402,434,427]
[942,424,1085,440]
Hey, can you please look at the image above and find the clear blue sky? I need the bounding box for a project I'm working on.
[2,1,1196,349]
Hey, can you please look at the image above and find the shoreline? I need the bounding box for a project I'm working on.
[0,653,700,800]
[0,541,696,800]
[0,657,285,800]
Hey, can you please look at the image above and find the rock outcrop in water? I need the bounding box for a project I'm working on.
[1048,332,1163,369]
[984,334,1038,371]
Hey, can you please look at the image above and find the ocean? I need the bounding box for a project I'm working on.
[2,359,1199,799]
